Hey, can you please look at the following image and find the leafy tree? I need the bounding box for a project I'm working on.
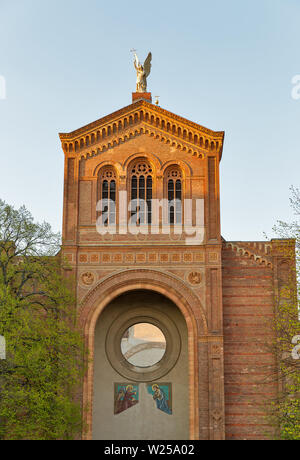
[268,187,300,440]
[0,200,86,440]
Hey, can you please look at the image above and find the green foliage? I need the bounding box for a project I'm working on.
[0,200,86,440]
[273,387,300,440]
[268,187,300,440]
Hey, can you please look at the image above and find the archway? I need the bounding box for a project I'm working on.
[79,269,207,440]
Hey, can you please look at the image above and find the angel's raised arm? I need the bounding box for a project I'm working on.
[133,53,140,70]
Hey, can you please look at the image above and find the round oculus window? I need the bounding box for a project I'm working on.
[105,308,181,382]
[121,323,166,368]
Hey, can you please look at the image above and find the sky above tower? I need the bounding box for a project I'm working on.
[0,0,299,240]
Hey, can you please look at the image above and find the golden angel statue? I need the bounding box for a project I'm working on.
[133,51,152,92]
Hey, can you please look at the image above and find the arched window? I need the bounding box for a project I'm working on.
[166,168,182,224]
[97,167,117,225]
[130,161,153,224]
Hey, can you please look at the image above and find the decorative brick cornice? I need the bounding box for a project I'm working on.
[69,124,208,161]
[59,100,225,161]
[223,241,273,268]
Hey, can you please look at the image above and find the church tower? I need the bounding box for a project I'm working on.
[59,61,289,440]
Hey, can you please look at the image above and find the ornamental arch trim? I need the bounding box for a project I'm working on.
[93,160,122,178]
[122,151,162,173]
[161,159,192,178]
[78,269,207,335]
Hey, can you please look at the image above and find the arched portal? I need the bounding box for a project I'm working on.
[79,269,207,440]
[94,290,188,439]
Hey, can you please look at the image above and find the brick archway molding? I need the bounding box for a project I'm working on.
[78,269,208,440]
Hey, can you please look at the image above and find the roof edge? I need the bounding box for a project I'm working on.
[59,100,225,141]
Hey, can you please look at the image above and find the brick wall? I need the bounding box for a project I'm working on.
[222,245,278,440]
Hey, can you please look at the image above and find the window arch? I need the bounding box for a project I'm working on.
[165,167,182,224]
[97,167,117,225]
[129,161,153,225]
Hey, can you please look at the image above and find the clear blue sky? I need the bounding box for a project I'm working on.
[0,0,299,241]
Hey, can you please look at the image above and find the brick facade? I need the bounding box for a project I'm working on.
[222,243,276,439]
[59,97,288,440]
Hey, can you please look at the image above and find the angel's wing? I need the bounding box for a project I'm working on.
[143,52,152,78]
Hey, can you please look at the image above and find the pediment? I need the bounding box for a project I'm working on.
[59,100,225,161]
